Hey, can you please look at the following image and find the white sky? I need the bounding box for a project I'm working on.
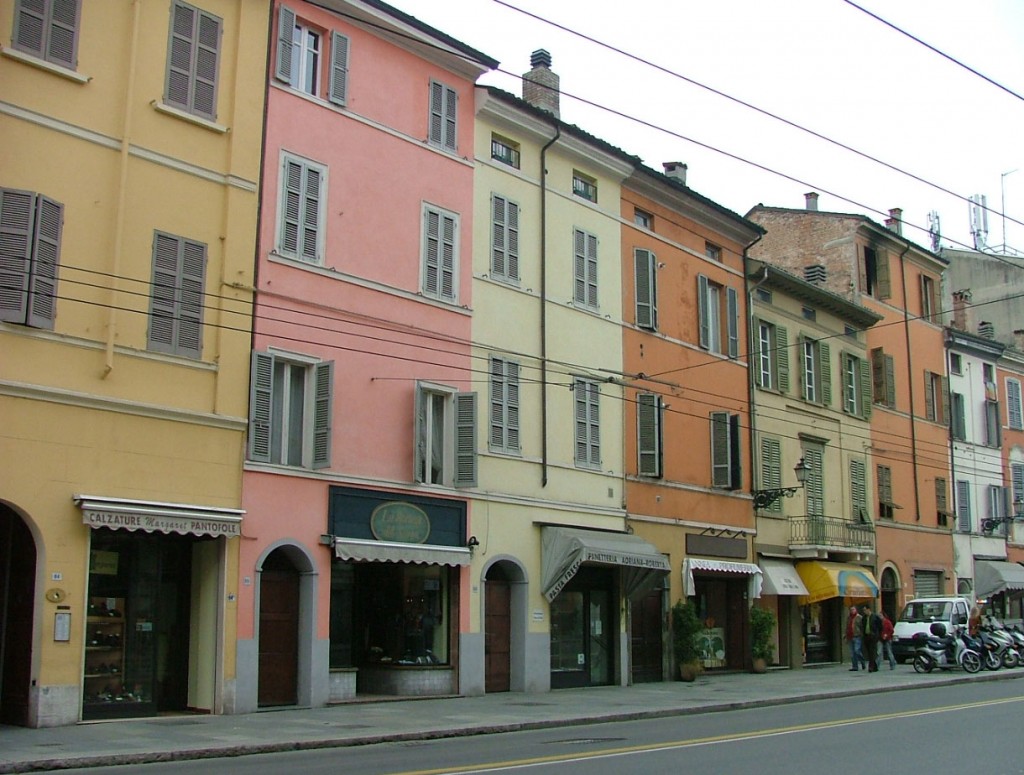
[389,0,1024,255]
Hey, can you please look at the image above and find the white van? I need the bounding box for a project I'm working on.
[892,596,971,663]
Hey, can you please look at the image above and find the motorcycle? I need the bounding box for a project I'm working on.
[976,625,1015,670]
[980,620,1021,668]
[913,623,982,674]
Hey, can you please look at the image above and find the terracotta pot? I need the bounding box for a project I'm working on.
[679,662,701,682]
[752,657,768,674]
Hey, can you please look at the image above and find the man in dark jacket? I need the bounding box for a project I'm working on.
[861,604,883,672]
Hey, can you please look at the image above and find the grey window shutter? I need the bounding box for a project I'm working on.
[575,379,600,466]
[0,188,35,324]
[776,325,789,393]
[148,232,181,353]
[175,237,206,357]
[818,341,831,405]
[423,209,440,296]
[491,195,507,278]
[1008,379,1023,429]
[328,31,349,105]
[935,478,948,516]
[166,2,220,119]
[956,480,971,532]
[429,81,444,145]
[13,0,46,57]
[573,229,586,304]
[442,85,457,150]
[859,357,872,419]
[301,165,321,262]
[585,232,598,308]
[47,0,80,69]
[637,393,661,477]
[506,200,519,281]
[726,286,739,358]
[191,9,220,118]
[635,249,656,329]
[30,194,65,329]
[280,158,302,256]
[697,274,710,349]
[489,358,505,449]
[506,361,520,451]
[454,392,477,487]
[248,352,274,462]
[1012,463,1024,504]
[429,81,457,150]
[439,212,456,300]
[275,5,296,83]
[312,360,333,469]
[166,3,196,111]
[760,437,781,511]
[710,411,730,487]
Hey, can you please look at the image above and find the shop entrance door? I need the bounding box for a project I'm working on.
[630,588,664,683]
[550,568,614,689]
[258,550,299,706]
[484,578,511,693]
[0,507,36,727]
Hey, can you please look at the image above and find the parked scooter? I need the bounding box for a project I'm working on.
[913,622,982,674]
[980,619,1020,668]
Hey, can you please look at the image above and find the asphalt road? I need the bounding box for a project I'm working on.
[56,679,1024,775]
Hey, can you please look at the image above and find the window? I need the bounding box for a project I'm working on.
[572,171,597,202]
[148,231,206,358]
[634,248,657,330]
[850,459,868,522]
[415,382,476,487]
[924,371,948,425]
[802,445,824,517]
[800,338,831,405]
[421,204,459,302]
[860,245,890,299]
[277,152,326,263]
[920,274,938,323]
[704,242,721,262]
[428,80,457,151]
[950,392,967,441]
[574,378,601,469]
[710,411,740,489]
[949,352,963,375]
[1008,378,1023,430]
[759,437,782,513]
[801,307,816,322]
[490,134,520,168]
[634,209,652,229]
[697,275,739,357]
[987,485,1007,534]
[754,319,789,392]
[877,465,894,520]
[983,363,995,383]
[637,393,663,477]
[274,6,350,105]
[489,357,520,454]
[936,477,950,527]
[871,348,896,407]
[490,194,519,284]
[844,325,858,340]
[842,353,870,418]
[573,228,598,309]
[165,1,221,120]
[12,0,80,69]
[248,351,333,469]
[0,187,62,330]
[755,288,772,304]
[956,479,971,532]
[984,399,1001,447]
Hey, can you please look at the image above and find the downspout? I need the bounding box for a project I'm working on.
[945,329,956,534]
[539,125,560,487]
[103,0,142,376]
[742,240,765,508]
[897,242,921,519]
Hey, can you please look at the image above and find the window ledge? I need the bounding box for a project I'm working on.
[151,101,228,134]
[1,45,91,83]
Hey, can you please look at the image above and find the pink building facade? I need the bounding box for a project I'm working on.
[232,0,495,712]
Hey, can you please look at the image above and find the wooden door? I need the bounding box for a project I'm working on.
[484,580,511,693]
[258,564,299,706]
[630,589,663,683]
[0,509,36,726]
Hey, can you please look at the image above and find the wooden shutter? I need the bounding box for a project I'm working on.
[0,188,35,324]
[850,458,867,520]
[1007,379,1022,429]
[924,372,936,421]
[329,31,349,105]
[858,357,872,419]
[275,5,296,83]
[877,249,891,299]
[776,325,789,393]
[637,393,662,477]
[175,237,206,357]
[939,376,950,426]
[312,361,333,469]
[454,392,477,487]
[423,209,440,297]
[818,341,831,405]
[935,477,948,524]
[884,353,895,407]
[726,286,739,358]
[149,232,181,353]
[710,411,730,487]
[858,247,869,295]
[248,352,274,462]
[27,194,62,329]
[697,274,710,349]
[760,437,781,512]
[413,385,426,483]
[635,249,656,329]
[956,479,971,532]
[877,465,892,511]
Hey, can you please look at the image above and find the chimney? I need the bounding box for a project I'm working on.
[951,289,972,331]
[805,192,819,211]
[522,49,559,118]
[885,208,903,235]
[1013,329,1024,352]
[979,321,995,340]
[663,161,687,185]
[804,264,827,285]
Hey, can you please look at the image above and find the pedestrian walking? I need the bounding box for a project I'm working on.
[846,605,865,670]
[879,610,896,669]
[862,604,882,672]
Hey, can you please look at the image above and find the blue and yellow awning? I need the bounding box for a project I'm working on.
[795,561,878,604]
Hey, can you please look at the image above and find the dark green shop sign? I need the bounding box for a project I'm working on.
[370,502,430,544]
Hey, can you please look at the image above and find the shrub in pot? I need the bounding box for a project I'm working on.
[750,605,776,673]
[672,599,703,681]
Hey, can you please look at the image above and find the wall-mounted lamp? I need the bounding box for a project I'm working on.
[982,494,1024,534]
[752,457,811,510]
[318,534,335,546]
[466,536,480,550]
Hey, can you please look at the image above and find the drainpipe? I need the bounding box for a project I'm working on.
[897,242,921,520]
[742,239,764,508]
[539,125,560,487]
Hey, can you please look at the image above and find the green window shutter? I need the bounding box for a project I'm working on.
[760,437,781,512]
[884,354,896,407]
[850,459,867,520]
[634,249,656,329]
[148,232,181,353]
[726,286,739,358]
[274,5,295,82]
[798,339,809,401]
[248,352,274,462]
[637,393,662,477]
[413,386,426,483]
[804,447,824,516]
[776,326,789,393]
[940,376,950,426]
[0,187,35,324]
[924,372,935,421]
[175,237,206,358]
[697,274,709,349]
[312,361,333,469]
[328,31,349,106]
[877,251,891,299]
[454,392,477,487]
[859,357,872,419]
[710,411,730,487]
[26,193,62,330]
[818,341,831,405]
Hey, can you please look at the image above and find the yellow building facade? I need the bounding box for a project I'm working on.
[0,0,266,726]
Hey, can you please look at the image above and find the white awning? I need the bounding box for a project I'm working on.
[683,558,763,599]
[334,537,471,566]
[759,558,810,596]
[75,494,243,538]
[975,560,1024,599]
[541,526,670,602]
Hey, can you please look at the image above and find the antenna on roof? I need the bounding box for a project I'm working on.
[969,195,989,250]
[927,211,941,253]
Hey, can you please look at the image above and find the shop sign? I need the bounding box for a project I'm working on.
[91,550,119,575]
[83,510,241,538]
[370,502,431,544]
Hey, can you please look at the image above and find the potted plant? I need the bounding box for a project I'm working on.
[672,599,703,681]
[750,605,777,673]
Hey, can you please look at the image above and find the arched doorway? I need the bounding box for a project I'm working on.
[1,505,37,727]
[880,567,899,622]
[258,549,300,707]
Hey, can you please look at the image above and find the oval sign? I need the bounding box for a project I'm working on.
[370,502,431,544]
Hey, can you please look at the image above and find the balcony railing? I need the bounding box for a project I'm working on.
[790,516,875,552]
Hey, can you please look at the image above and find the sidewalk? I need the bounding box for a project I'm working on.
[2,664,1021,773]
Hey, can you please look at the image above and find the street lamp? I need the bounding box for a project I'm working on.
[752,458,811,510]
[981,494,1024,534]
